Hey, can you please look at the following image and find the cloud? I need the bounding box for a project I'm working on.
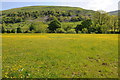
[118,1,120,10]
[86,0,118,11]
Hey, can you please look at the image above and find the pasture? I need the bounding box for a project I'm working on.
[2,34,118,78]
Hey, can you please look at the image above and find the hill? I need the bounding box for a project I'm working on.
[2,6,94,14]
[1,6,119,34]
[1,6,96,25]
[109,10,120,15]
[1,6,95,20]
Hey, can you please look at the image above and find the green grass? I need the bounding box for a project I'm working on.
[2,6,84,14]
[2,34,118,78]
[61,21,81,29]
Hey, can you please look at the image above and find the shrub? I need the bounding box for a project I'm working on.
[64,26,72,31]
[82,28,88,33]
[35,26,47,33]
[24,30,31,33]
[29,24,36,31]
[1,26,6,33]
[66,29,76,34]
[6,29,11,33]
[11,29,16,33]
[17,27,22,33]
[78,31,82,34]
[48,18,61,33]
[55,28,66,33]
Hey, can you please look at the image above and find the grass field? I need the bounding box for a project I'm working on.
[2,34,118,78]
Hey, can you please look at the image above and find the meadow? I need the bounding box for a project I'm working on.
[2,34,118,78]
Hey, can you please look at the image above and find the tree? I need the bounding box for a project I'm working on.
[100,25,108,33]
[75,19,92,33]
[29,24,36,31]
[109,15,118,33]
[11,29,16,33]
[17,27,22,33]
[81,19,92,29]
[31,22,48,33]
[35,26,47,33]
[48,17,61,33]
[1,26,6,33]
[75,25,83,33]
[92,10,110,33]
[6,29,11,33]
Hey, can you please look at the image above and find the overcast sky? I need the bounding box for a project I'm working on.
[1,0,120,12]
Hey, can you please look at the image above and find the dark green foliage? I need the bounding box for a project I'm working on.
[17,27,22,33]
[24,30,28,33]
[6,29,11,33]
[55,28,66,33]
[81,19,92,29]
[75,19,92,33]
[29,24,36,31]
[48,18,61,33]
[2,17,23,23]
[75,25,83,33]
[1,26,6,33]
[11,29,16,33]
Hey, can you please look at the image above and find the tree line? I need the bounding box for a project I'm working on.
[1,10,119,34]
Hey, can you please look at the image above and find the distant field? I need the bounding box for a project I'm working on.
[2,34,118,78]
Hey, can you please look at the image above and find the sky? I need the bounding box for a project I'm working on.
[1,0,120,12]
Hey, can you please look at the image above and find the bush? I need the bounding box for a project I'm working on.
[11,29,16,33]
[78,31,82,34]
[1,26,6,33]
[48,18,61,33]
[6,29,11,33]
[17,27,22,33]
[35,26,47,33]
[75,25,83,33]
[55,28,66,33]
[82,28,88,33]
[66,29,76,34]
[29,24,36,31]
[64,26,72,31]
[24,30,31,33]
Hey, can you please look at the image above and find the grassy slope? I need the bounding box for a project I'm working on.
[2,6,82,12]
[2,34,118,78]
[2,6,95,15]
[1,6,89,30]
[62,21,81,29]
